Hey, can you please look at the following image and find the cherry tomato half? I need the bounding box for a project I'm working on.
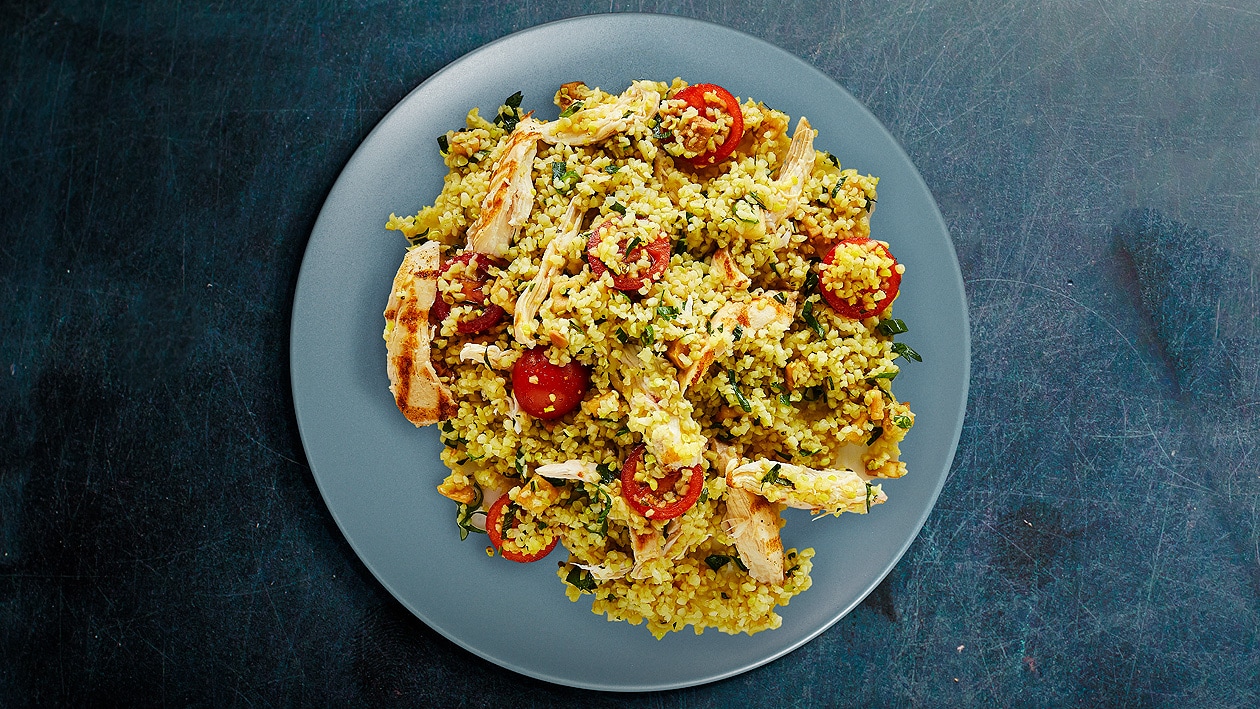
[818,238,902,320]
[585,219,671,292]
[430,250,506,334]
[671,83,745,168]
[511,348,589,420]
[619,444,705,521]
[485,495,558,563]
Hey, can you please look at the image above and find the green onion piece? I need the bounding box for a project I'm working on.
[559,100,584,118]
[893,414,913,429]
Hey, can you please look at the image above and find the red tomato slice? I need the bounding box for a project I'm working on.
[585,219,671,292]
[485,495,558,563]
[430,251,506,334]
[511,348,589,420]
[671,83,745,168]
[619,444,705,521]
[818,238,902,319]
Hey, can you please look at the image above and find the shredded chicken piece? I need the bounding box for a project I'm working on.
[612,348,705,468]
[669,292,798,392]
[457,342,517,370]
[465,117,544,258]
[764,116,816,234]
[538,81,661,145]
[727,457,888,514]
[513,197,584,345]
[630,526,664,579]
[534,460,602,484]
[723,487,785,584]
[573,560,629,582]
[383,240,457,426]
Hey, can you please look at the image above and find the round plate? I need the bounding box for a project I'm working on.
[291,13,969,692]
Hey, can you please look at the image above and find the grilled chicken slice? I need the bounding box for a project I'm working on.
[465,117,544,258]
[384,240,456,426]
[723,487,785,584]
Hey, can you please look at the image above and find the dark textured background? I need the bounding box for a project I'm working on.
[2,1,1258,706]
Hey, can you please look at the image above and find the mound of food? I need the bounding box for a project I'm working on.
[382,79,918,638]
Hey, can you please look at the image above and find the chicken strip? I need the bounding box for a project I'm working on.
[727,458,887,515]
[513,196,584,345]
[538,81,661,146]
[465,117,544,258]
[384,240,457,426]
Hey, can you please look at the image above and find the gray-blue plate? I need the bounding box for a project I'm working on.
[291,13,969,692]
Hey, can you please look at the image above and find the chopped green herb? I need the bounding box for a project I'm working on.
[726,369,753,413]
[867,426,884,446]
[826,153,840,168]
[761,463,795,487]
[747,192,766,209]
[876,318,909,336]
[803,268,819,293]
[436,134,449,155]
[893,414,914,429]
[640,324,655,345]
[773,292,788,305]
[891,341,922,362]
[705,555,731,571]
[493,91,524,131]
[732,325,744,341]
[615,328,629,344]
[650,116,672,140]
[870,370,899,381]
[587,486,613,537]
[559,100,584,118]
[624,235,642,253]
[657,305,679,319]
[404,229,430,247]
[609,202,627,215]
[565,566,598,593]
[831,175,847,199]
[865,482,875,512]
[802,299,826,338]
[596,463,618,484]
[603,164,621,174]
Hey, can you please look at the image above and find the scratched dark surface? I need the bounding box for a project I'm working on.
[2,0,1258,706]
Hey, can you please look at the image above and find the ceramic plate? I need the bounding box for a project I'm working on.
[290,13,969,691]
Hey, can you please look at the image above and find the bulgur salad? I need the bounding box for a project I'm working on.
[382,79,919,638]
